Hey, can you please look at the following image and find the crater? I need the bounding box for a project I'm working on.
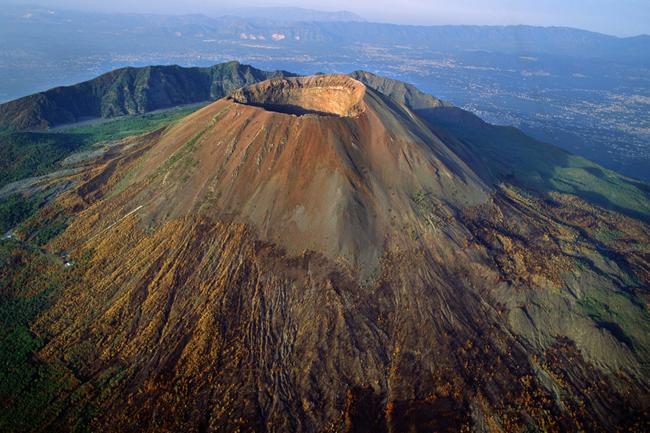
[230,75,366,117]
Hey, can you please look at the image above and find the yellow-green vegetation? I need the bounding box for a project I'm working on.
[0,104,203,190]
[154,107,229,184]
[56,104,204,144]
[156,126,208,175]
[0,105,204,234]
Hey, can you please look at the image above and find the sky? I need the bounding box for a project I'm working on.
[8,0,650,37]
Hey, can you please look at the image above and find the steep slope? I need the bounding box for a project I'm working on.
[0,61,293,131]
[1,74,649,433]
[350,71,451,111]
[353,71,650,223]
[94,74,489,274]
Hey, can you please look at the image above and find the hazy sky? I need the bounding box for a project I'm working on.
[10,0,650,36]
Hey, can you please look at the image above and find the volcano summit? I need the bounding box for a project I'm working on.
[119,74,489,277]
[229,75,367,117]
[1,71,649,433]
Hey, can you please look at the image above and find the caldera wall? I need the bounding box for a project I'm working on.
[230,75,366,117]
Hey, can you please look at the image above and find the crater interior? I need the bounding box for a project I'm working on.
[230,75,366,117]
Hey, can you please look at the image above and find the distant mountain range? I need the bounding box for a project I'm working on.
[222,7,365,23]
[2,6,647,63]
[1,6,648,181]
[0,62,293,130]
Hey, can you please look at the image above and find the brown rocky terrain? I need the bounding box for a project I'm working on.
[2,74,649,432]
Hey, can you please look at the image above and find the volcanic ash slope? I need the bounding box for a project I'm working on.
[34,74,650,432]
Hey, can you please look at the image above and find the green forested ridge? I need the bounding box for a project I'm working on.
[0,61,291,131]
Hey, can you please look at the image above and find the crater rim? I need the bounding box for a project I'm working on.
[229,75,367,117]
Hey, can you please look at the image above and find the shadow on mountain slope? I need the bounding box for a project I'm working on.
[416,106,650,224]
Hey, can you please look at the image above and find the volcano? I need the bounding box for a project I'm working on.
[3,74,650,432]
[107,74,489,276]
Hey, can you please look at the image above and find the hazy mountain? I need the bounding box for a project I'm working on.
[1,71,648,432]
[2,7,646,63]
[223,7,365,23]
[1,5,648,181]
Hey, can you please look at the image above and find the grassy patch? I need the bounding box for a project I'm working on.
[57,104,203,143]
[0,104,203,190]
[576,286,650,350]
[593,229,625,244]
[411,190,429,208]
[154,108,227,179]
